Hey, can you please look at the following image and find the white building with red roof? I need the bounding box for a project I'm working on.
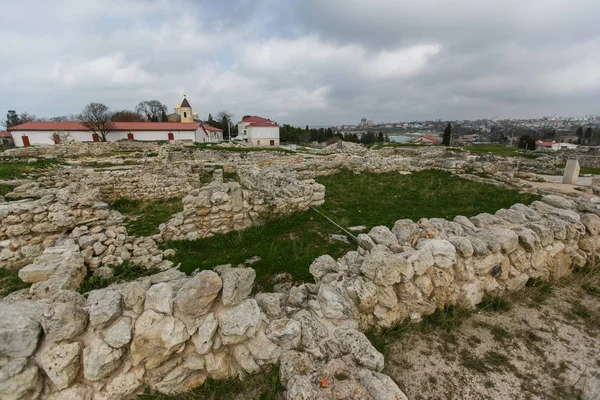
[9,121,223,147]
[237,116,280,147]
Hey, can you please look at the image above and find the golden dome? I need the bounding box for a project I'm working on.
[175,104,181,109]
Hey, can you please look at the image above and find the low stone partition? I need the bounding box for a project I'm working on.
[1,193,599,399]
[159,167,325,241]
[44,162,206,202]
[0,185,123,269]
[2,140,164,158]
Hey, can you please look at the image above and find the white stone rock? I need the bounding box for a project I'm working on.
[88,289,123,328]
[145,282,174,315]
[335,328,384,371]
[174,270,222,332]
[318,284,357,320]
[0,303,41,358]
[368,225,398,248]
[0,363,42,400]
[266,318,302,350]
[392,219,420,243]
[218,299,261,344]
[103,316,132,348]
[309,254,339,281]
[415,239,457,269]
[131,309,189,369]
[357,369,408,400]
[82,337,123,381]
[220,266,256,307]
[255,292,285,319]
[233,344,260,374]
[42,291,88,342]
[46,383,94,400]
[39,341,82,390]
[191,313,219,355]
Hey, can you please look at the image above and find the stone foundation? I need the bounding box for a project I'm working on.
[1,193,599,399]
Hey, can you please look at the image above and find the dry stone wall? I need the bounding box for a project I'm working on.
[159,167,325,241]
[1,193,599,399]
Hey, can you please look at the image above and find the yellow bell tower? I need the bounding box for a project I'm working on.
[179,93,193,123]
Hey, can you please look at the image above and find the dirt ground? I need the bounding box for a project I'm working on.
[385,273,600,400]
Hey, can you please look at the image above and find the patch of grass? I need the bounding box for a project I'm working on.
[570,301,591,320]
[484,351,514,371]
[579,167,600,175]
[316,170,541,227]
[583,284,600,297]
[111,197,183,236]
[465,144,537,159]
[477,296,512,313]
[366,305,472,357]
[0,268,30,297]
[490,326,512,342]
[0,158,61,179]
[0,184,16,197]
[78,261,159,293]
[525,277,554,303]
[140,365,284,400]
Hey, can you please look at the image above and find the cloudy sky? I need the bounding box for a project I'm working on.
[1,0,599,126]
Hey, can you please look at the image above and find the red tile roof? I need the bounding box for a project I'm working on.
[9,121,209,132]
[242,116,272,123]
[0,131,12,137]
[423,136,440,143]
[248,122,279,127]
[200,124,223,132]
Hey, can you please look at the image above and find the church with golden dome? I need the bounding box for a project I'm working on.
[168,94,199,123]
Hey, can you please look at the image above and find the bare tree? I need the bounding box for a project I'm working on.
[78,103,114,142]
[216,110,234,139]
[135,100,168,122]
[112,110,145,122]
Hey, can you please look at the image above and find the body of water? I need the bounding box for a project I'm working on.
[388,135,413,143]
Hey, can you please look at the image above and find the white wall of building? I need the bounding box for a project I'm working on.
[237,122,250,139]
[12,129,204,147]
[195,129,223,143]
[247,126,280,146]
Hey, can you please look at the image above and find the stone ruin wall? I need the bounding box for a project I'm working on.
[159,167,326,242]
[1,141,165,158]
[0,185,173,273]
[2,193,600,399]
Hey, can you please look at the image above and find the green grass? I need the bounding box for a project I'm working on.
[0,184,16,197]
[579,167,600,175]
[78,261,159,293]
[167,170,540,289]
[111,197,183,237]
[0,268,30,297]
[140,365,284,400]
[166,210,353,291]
[316,170,541,226]
[477,296,512,313]
[0,158,61,179]
[525,277,554,303]
[465,144,537,159]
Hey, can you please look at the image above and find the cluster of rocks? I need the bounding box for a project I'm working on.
[1,193,598,399]
[2,140,163,158]
[69,225,174,274]
[0,186,123,269]
[159,168,325,241]
[29,163,206,202]
[0,263,404,400]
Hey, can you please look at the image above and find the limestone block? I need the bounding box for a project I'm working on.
[220,266,256,307]
[145,282,174,315]
[83,337,124,381]
[0,303,41,358]
[39,341,83,390]
[87,289,123,328]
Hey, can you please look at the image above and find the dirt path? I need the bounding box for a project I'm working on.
[385,272,600,400]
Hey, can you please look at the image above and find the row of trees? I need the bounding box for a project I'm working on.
[279,124,392,145]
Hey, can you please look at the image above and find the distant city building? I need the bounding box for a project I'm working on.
[535,140,578,151]
[237,116,280,146]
